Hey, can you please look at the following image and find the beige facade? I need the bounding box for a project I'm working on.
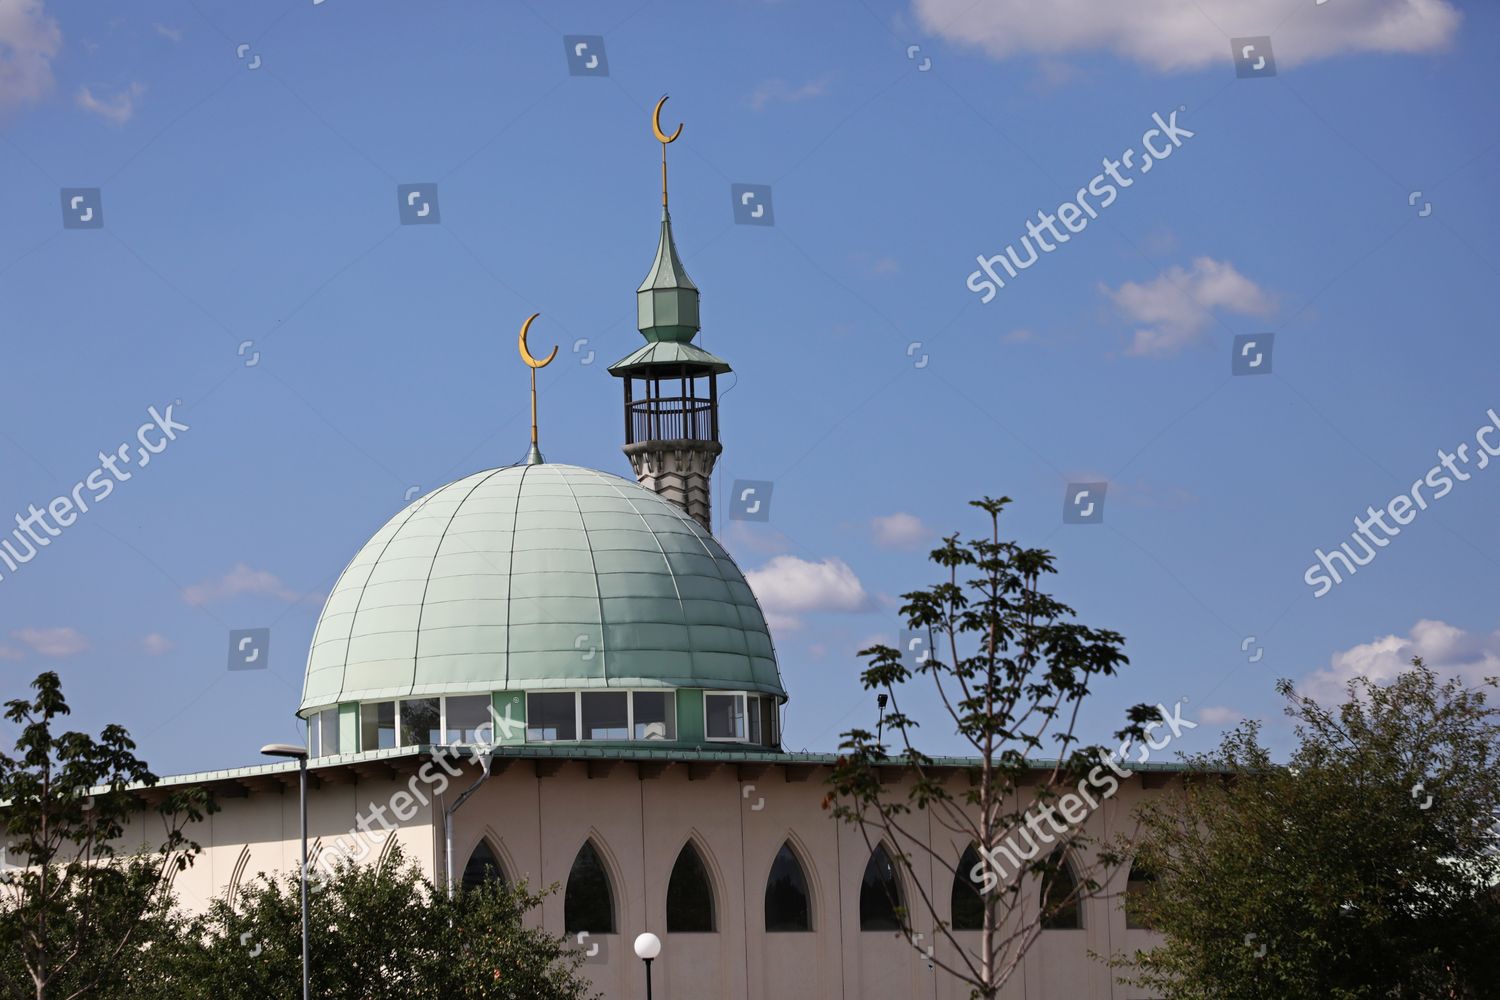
[144,747,1171,1000]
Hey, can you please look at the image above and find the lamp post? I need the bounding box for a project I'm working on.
[633,932,661,1000]
[262,742,310,1000]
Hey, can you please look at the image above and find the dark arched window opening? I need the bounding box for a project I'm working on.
[764,842,812,932]
[859,843,905,932]
[951,844,987,931]
[1040,849,1082,930]
[462,839,506,891]
[1125,862,1155,930]
[666,842,716,932]
[564,840,615,935]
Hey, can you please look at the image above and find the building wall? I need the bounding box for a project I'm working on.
[152,756,1166,1000]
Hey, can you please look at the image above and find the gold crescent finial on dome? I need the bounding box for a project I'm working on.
[518,312,557,369]
[517,312,555,457]
[652,95,683,208]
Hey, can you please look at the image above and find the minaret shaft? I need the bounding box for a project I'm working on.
[623,439,721,531]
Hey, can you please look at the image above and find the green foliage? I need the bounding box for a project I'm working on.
[0,672,212,1000]
[1120,659,1500,999]
[1,673,595,999]
[155,845,597,1000]
[826,498,1159,999]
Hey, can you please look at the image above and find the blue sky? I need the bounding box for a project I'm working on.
[1,0,1496,775]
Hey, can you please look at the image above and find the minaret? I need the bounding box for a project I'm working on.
[608,96,730,532]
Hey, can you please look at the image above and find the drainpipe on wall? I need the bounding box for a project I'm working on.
[443,747,496,898]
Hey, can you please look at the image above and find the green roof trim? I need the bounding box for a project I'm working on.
[607,340,732,377]
[132,744,1216,793]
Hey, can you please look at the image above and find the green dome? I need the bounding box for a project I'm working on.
[300,464,784,713]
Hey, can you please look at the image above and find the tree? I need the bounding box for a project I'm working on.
[1121,659,1500,999]
[827,497,1161,999]
[0,672,213,1000]
[162,843,598,1000]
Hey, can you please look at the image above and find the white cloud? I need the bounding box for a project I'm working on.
[142,633,174,655]
[1300,619,1500,705]
[912,0,1459,73]
[722,519,795,557]
[1003,328,1038,344]
[182,564,305,606]
[747,76,830,112]
[76,82,145,126]
[0,644,24,661]
[0,0,61,114]
[1198,705,1242,725]
[154,23,183,42]
[12,627,89,658]
[745,555,872,630]
[1103,257,1274,357]
[871,512,930,550]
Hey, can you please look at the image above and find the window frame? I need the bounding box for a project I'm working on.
[359,700,398,752]
[1039,850,1084,931]
[858,842,907,933]
[703,691,748,742]
[522,689,681,744]
[665,841,718,934]
[764,841,814,933]
[398,697,441,747]
[441,694,493,746]
[580,690,631,741]
[630,690,676,741]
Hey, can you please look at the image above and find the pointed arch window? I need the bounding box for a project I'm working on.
[565,840,615,935]
[764,842,812,932]
[1125,861,1155,930]
[859,843,905,932]
[666,842,716,932]
[1040,848,1082,930]
[951,844,987,931]
[462,839,506,891]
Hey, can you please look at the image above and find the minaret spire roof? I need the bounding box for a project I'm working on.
[637,96,701,344]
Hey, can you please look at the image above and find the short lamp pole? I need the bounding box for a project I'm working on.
[262,742,310,1000]
[633,932,662,1000]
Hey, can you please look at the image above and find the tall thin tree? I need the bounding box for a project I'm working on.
[828,498,1160,999]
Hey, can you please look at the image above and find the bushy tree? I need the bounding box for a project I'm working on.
[827,498,1161,999]
[0,672,212,1000]
[159,844,598,1000]
[1121,659,1500,999]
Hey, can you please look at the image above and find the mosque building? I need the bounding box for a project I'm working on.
[137,99,1180,1000]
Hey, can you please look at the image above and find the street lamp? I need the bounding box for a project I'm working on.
[633,932,662,1000]
[262,742,310,1000]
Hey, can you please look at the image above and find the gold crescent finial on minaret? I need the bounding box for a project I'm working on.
[517,312,556,460]
[652,95,683,209]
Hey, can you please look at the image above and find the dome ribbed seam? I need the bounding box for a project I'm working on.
[604,474,693,676]
[409,466,512,697]
[556,470,609,686]
[315,484,447,709]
